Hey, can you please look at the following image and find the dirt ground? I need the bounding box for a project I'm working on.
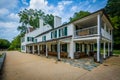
[1,51,120,80]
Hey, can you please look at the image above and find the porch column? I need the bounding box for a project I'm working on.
[46,44,48,57]
[103,42,106,59]
[37,45,40,55]
[97,14,101,35]
[108,42,110,56]
[87,44,89,56]
[70,40,75,59]
[82,44,84,52]
[57,41,60,60]
[111,30,113,55]
[97,38,101,62]
[32,45,35,54]
[26,46,28,53]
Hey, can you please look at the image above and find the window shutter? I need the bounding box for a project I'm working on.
[55,30,57,38]
[65,27,67,36]
[59,29,61,37]
[32,37,34,42]
[27,37,29,41]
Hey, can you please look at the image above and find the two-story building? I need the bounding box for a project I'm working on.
[21,9,113,62]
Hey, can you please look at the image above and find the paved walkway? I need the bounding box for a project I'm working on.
[1,51,120,80]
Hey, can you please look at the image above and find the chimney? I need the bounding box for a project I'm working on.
[54,16,61,28]
[39,18,43,27]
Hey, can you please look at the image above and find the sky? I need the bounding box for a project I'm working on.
[0,0,108,42]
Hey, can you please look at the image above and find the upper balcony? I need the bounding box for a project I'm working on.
[74,26,97,38]
[72,14,113,40]
[74,25,112,40]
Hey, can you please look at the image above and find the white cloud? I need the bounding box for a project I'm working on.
[22,0,29,5]
[29,0,48,10]
[0,21,19,41]
[28,0,73,22]
[0,21,19,28]
[0,8,9,15]
[71,6,77,11]
[7,13,19,22]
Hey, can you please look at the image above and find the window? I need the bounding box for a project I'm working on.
[61,44,67,52]
[21,45,25,50]
[51,44,57,52]
[42,36,46,41]
[34,39,37,43]
[51,30,57,39]
[58,26,67,37]
[76,43,82,52]
[27,37,34,42]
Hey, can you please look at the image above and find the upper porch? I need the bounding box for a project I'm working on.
[72,11,113,41]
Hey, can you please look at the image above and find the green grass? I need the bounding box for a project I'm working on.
[113,50,120,55]
[0,53,2,57]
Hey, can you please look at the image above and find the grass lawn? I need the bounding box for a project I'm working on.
[113,50,120,55]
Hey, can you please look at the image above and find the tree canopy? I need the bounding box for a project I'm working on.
[105,0,120,49]
[0,39,10,50]
[69,11,90,22]
[18,9,54,34]
[8,35,21,50]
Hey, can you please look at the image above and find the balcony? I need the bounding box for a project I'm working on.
[74,26,97,38]
[101,28,111,40]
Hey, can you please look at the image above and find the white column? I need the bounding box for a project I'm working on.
[87,44,89,56]
[57,41,60,60]
[111,30,113,55]
[97,38,100,62]
[37,45,40,55]
[103,42,106,59]
[108,42,110,56]
[32,45,34,54]
[97,14,101,35]
[82,44,84,52]
[46,44,48,57]
[70,40,75,59]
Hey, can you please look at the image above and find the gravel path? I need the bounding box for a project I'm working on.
[1,51,120,80]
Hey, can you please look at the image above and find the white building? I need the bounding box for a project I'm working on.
[21,9,113,62]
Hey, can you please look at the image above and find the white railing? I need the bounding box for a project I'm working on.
[74,26,97,37]
[101,28,111,40]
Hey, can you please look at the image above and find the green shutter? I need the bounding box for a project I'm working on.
[32,37,34,42]
[65,27,67,36]
[27,37,29,41]
[44,36,46,41]
[55,30,57,38]
[59,29,61,37]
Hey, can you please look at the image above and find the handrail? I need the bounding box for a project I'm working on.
[74,26,97,37]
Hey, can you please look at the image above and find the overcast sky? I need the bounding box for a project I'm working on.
[0,0,107,42]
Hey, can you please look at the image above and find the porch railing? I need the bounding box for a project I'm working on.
[74,26,97,37]
[101,28,111,40]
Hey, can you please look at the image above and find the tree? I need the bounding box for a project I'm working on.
[18,9,54,35]
[105,0,120,49]
[8,35,21,50]
[43,14,54,28]
[0,39,10,50]
[69,11,90,22]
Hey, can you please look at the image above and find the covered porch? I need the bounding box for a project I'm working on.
[73,37,112,63]
[26,37,72,60]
